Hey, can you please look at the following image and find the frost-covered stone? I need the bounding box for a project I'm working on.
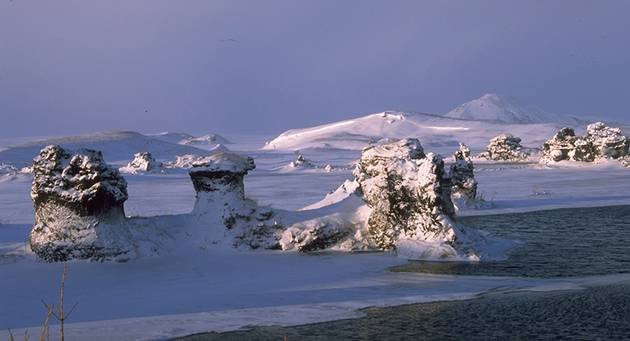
[449,143,478,203]
[542,123,629,163]
[541,127,578,162]
[189,152,283,248]
[29,145,134,262]
[356,141,455,249]
[120,152,160,173]
[278,138,498,259]
[481,134,529,161]
[290,154,315,169]
[584,122,629,159]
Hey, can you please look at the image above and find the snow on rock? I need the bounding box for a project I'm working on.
[188,152,283,249]
[29,145,134,262]
[180,134,232,146]
[449,143,478,204]
[584,122,629,159]
[276,153,339,173]
[119,152,161,174]
[162,145,232,170]
[281,138,507,260]
[290,154,316,169]
[480,134,530,161]
[542,123,629,163]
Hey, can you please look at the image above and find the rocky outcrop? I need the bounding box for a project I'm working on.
[355,139,457,250]
[584,122,629,159]
[449,143,478,203]
[481,134,529,161]
[29,145,134,262]
[290,154,315,169]
[280,138,488,259]
[120,152,160,173]
[542,123,629,162]
[189,152,282,248]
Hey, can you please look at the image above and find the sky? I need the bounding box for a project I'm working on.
[1,0,629,137]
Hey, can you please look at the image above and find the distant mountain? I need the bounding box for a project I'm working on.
[262,111,565,152]
[445,93,582,126]
[0,131,207,167]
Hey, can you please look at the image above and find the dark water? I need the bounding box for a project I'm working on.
[175,284,630,341]
[174,206,630,340]
[395,205,630,278]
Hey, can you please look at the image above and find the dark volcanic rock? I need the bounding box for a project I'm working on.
[449,143,478,203]
[29,145,133,262]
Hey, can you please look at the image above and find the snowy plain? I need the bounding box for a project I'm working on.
[2,100,630,340]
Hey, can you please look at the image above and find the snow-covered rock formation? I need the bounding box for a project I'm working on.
[542,123,629,163]
[119,152,161,174]
[289,154,315,169]
[162,145,231,170]
[180,134,231,146]
[584,122,629,159]
[449,143,478,203]
[188,152,282,249]
[29,145,134,262]
[281,139,503,260]
[480,134,530,161]
[27,142,508,262]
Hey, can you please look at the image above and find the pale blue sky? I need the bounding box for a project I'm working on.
[1,0,628,137]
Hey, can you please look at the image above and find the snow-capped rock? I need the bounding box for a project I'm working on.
[189,152,283,249]
[449,143,478,203]
[290,154,315,169]
[584,122,629,159]
[280,138,502,260]
[180,134,232,146]
[541,127,579,162]
[354,139,461,250]
[481,134,530,161]
[119,152,161,174]
[29,145,134,262]
[542,123,629,163]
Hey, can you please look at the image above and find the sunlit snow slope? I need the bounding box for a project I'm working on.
[263,95,626,152]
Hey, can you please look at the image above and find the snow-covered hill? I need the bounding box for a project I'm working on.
[0,131,208,167]
[262,111,570,152]
[263,95,628,152]
[445,93,584,126]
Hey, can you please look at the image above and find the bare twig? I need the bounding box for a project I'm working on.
[41,264,76,341]
[39,303,53,341]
